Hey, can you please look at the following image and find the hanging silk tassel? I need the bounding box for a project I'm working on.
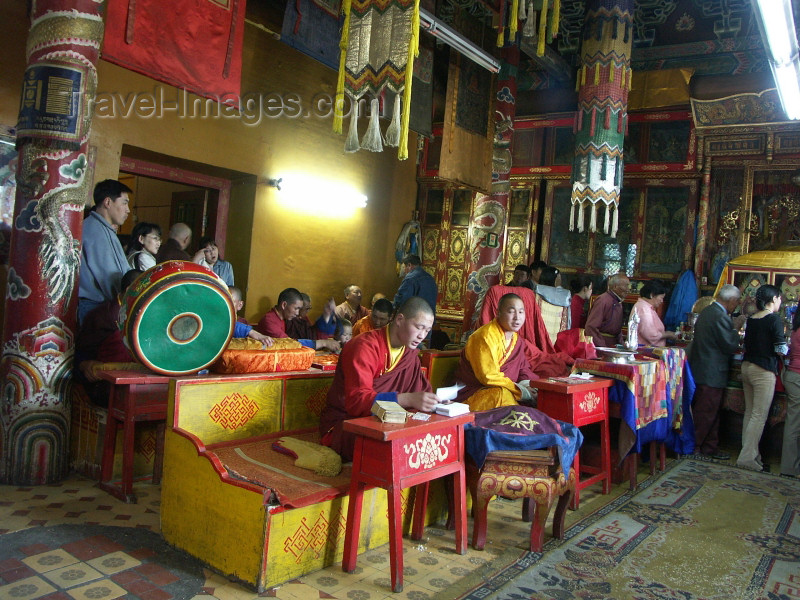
[590,107,596,136]
[518,0,527,21]
[344,100,360,153]
[609,62,615,82]
[589,202,598,232]
[551,0,560,40]
[612,203,619,237]
[537,0,549,56]
[612,15,618,39]
[603,202,610,234]
[523,2,537,37]
[361,98,383,152]
[577,201,586,232]
[600,153,608,180]
[569,201,576,231]
[623,20,630,43]
[594,63,600,85]
[604,105,611,129]
[617,99,625,132]
[397,1,420,160]
[333,0,353,134]
[509,0,519,41]
[497,0,506,46]
[384,95,401,147]
[628,67,634,90]
[614,156,621,184]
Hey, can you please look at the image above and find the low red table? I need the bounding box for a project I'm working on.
[342,412,474,593]
[528,376,614,509]
[98,369,170,503]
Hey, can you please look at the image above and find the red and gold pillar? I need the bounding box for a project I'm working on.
[1,0,105,484]
[462,44,519,330]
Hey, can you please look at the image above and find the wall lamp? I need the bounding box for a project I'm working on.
[265,175,368,213]
[419,8,501,73]
[753,0,800,120]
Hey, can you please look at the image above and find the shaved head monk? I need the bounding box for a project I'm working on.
[454,293,537,411]
[319,296,439,461]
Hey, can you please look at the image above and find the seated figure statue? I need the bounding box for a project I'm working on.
[454,293,538,411]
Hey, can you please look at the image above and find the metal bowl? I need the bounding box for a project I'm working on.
[596,347,636,364]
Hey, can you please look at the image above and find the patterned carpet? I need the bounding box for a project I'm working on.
[442,458,800,600]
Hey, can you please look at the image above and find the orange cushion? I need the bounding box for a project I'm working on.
[211,346,316,374]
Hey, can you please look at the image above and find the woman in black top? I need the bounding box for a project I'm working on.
[736,284,788,471]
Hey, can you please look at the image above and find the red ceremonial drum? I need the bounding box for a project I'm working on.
[120,261,235,375]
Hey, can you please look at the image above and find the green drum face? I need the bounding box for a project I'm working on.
[126,277,234,374]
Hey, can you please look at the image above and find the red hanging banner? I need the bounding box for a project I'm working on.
[102,0,247,104]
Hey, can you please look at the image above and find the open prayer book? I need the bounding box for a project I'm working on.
[434,383,469,417]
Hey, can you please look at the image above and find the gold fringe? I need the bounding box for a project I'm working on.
[398,0,421,160]
[537,0,548,56]
[609,62,614,82]
[581,64,586,85]
[333,0,353,134]
[594,62,600,85]
[509,0,519,41]
[628,66,633,90]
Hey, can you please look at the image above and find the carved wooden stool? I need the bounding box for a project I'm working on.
[467,448,575,553]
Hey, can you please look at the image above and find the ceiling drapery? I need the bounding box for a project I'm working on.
[570,0,633,237]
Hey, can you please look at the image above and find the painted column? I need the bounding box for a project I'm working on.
[1,0,105,484]
[570,0,633,237]
[694,156,712,283]
[462,44,519,331]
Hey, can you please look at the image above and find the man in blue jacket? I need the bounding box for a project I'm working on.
[394,254,437,319]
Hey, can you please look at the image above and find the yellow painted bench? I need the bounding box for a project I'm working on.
[160,369,445,591]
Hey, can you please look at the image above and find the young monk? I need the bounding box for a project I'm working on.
[454,293,537,411]
[319,297,439,461]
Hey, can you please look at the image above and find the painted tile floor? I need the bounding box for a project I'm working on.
[0,462,666,600]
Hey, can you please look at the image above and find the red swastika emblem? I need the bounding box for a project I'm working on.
[208,393,259,429]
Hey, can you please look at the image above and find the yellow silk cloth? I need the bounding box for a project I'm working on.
[463,320,522,412]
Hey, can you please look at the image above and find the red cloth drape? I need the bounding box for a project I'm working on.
[478,286,573,377]
[102,0,246,105]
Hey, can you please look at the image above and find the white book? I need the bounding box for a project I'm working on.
[433,402,470,417]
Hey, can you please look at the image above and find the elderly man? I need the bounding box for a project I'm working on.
[78,179,132,323]
[256,287,340,352]
[352,297,393,337]
[585,272,630,347]
[156,222,193,262]
[319,297,439,461]
[335,284,369,324]
[688,284,745,460]
[454,293,537,411]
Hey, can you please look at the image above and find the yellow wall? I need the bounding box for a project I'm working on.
[0,1,417,324]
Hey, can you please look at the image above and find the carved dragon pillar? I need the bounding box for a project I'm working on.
[1,0,105,484]
[462,43,519,331]
[694,156,712,283]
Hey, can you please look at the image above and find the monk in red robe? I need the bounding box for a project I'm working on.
[319,297,439,461]
[455,293,538,411]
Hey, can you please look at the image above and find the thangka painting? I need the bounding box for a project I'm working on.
[648,121,690,163]
[640,187,689,274]
[455,56,491,137]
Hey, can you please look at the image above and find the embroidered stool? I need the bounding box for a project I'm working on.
[467,448,575,552]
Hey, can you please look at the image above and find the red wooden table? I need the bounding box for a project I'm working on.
[98,370,170,503]
[528,376,614,509]
[342,412,474,593]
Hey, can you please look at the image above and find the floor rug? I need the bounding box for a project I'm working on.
[441,458,800,600]
[0,524,205,599]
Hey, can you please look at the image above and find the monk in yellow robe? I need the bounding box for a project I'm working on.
[454,293,537,411]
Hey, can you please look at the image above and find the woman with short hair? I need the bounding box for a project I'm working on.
[632,280,677,347]
[737,284,788,471]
